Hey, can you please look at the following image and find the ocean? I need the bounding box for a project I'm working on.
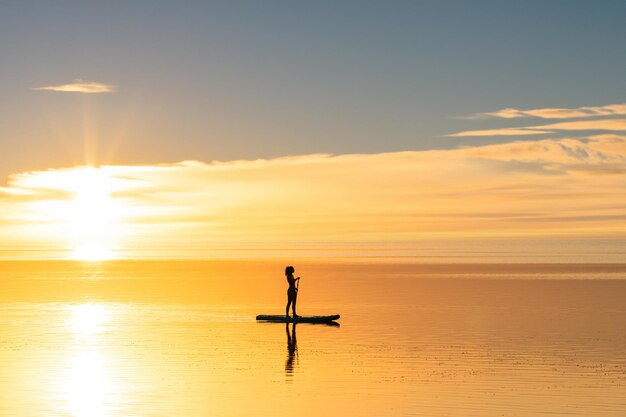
[1,259,625,416]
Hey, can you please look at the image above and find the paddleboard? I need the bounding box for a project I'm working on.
[256,314,340,323]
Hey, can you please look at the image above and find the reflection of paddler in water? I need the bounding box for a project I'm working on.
[285,265,300,318]
[285,322,298,375]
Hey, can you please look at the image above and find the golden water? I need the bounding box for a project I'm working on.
[1,260,625,416]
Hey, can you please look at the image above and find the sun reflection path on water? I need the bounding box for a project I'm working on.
[69,303,109,338]
[63,303,114,417]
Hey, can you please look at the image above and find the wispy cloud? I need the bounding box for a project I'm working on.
[534,119,626,131]
[449,118,626,137]
[33,79,116,94]
[447,128,552,137]
[463,103,626,120]
[463,135,626,165]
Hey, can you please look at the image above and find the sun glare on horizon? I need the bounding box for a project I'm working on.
[13,166,125,261]
[65,167,121,260]
[6,165,128,260]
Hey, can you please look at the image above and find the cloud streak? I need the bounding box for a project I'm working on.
[535,119,626,131]
[447,128,551,137]
[449,118,626,137]
[462,135,626,165]
[464,103,626,120]
[33,79,116,94]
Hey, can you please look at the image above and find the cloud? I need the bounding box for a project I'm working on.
[463,135,626,165]
[2,135,626,256]
[33,79,116,94]
[533,119,626,131]
[447,128,552,137]
[463,103,626,120]
[449,118,626,137]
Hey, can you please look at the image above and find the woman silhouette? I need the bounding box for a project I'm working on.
[285,265,300,318]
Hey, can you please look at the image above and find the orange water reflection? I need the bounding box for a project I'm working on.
[0,260,625,416]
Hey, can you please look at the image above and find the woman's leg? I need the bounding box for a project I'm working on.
[292,293,298,317]
[286,290,295,317]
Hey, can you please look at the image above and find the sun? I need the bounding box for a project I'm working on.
[64,167,121,260]
[15,165,125,260]
[71,244,115,261]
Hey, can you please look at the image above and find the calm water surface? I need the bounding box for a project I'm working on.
[0,260,625,416]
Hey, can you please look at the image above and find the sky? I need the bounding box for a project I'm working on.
[1,1,626,258]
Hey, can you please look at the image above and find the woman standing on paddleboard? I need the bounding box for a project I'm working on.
[285,266,300,318]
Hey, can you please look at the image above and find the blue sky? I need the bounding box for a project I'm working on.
[1,1,626,177]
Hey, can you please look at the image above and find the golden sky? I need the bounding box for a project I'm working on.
[2,131,626,259]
